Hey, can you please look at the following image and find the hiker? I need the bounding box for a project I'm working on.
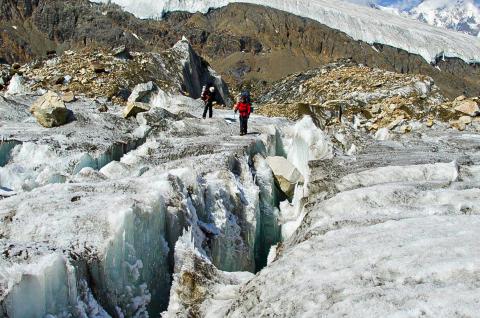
[201,84,216,119]
[234,92,252,136]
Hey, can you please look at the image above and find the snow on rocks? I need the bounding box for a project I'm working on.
[0,95,145,191]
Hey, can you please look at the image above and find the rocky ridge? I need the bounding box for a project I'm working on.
[256,60,480,134]
[0,40,230,107]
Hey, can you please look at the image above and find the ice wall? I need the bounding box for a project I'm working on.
[286,116,333,190]
[1,255,75,318]
[0,140,21,167]
[204,165,259,273]
[252,154,282,271]
[0,138,146,192]
[0,175,183,317]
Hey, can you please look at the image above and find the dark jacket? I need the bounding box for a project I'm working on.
[201,89,214,103]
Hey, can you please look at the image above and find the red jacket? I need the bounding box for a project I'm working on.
[235,102,251,117]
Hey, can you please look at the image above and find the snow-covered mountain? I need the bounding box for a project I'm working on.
[95,0,480,64]
[373,0,480,37]
[410,0,480,37]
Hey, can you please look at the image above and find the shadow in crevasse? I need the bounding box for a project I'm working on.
[224,117,237,123]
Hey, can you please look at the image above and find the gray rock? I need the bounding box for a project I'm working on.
[61,91,75,103]
[97,104,108,113]
[112,45,132,60]
[128,81,158,104]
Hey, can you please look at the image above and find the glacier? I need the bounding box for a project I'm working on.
[164,124,480,317]
[0,70,306,316]
[2,38,480,317]
[95,0,480,63]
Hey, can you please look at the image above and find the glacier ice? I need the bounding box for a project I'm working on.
[193,126,480,317]
[0,175,179,317]
[0,140,21,167]
[95,0,480,63]
[0,87,297,317]
[252,154,282,270]
[286,116,333,186]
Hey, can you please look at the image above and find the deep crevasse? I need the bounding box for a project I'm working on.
[1,113,328,317]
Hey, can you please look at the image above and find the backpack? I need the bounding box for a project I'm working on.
[240,91,251,104]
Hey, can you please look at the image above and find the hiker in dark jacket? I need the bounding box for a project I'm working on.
[201,84,216,119]
[234,94,252,135]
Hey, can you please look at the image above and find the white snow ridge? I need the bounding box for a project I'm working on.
[96,0,480,63]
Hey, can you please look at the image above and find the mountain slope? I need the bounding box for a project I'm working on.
[1,1,480,98]
[95,0,480,64]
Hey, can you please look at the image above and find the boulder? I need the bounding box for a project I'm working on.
[387,115,405,130]
[459,115,472,125]
[97,104,109,113]
[123,102,150,118]
[454,100,479,116]
[52,75,65,85]
[91,62,106,73]
[30,91,70,128]
[113,45,132,60]
[128,81,158,104]
[450,120,466,131]
[62,91,76,103]
[266,156,304,197]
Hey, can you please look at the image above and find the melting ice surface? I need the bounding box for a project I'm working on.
[95,0,480,63]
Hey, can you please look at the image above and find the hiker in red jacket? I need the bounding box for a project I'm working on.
[234,94,252,136]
